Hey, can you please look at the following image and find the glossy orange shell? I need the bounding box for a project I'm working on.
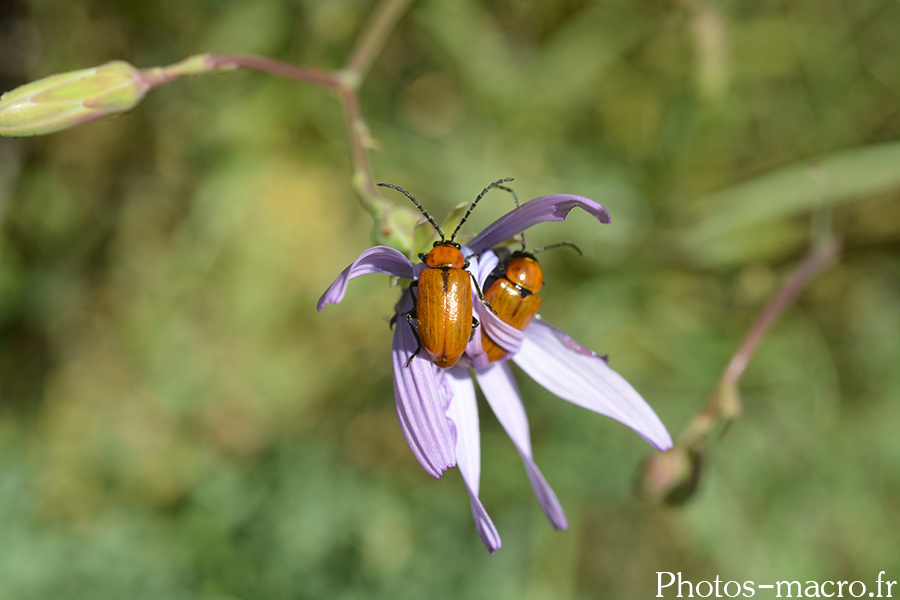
[504,256,543,293]
[424,243,465,269]
[480,277,541,362]
[417,266,472,368]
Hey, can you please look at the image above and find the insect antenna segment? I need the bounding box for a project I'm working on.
[493,181,525,248]
[377,182,445,242]
[448,177,514,242]
[531,241,583,257]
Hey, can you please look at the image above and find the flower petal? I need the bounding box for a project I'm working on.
[445,368,502,553]
[469,248,499,286]
[464,250,525,364]
[467,195,611,255]
[317,246,415,311]
[475,363,568,530]
[392,315,457,478]
[475,302,525,358]
[513,320,673,451]
[526,319,608,361]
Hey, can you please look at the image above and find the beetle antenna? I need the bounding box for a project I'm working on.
[377,182,444,242]
[495,184,520,208]
[495,183,525,249]
[531,241,583,256]
[449,177,514,242]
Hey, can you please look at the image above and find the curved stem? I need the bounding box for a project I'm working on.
[208,54,340,87]
[682,235,842,446]
[136,0,413,219]
[340,87,383,214]
[720,236,841,389]
[140,54,341,90]
[639,234,841,503]
[345,0,415,81]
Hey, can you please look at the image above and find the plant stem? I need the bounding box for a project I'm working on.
[137,0,415,218]
[345,0,414,81]
[683,235,842,445]
[139,54,341,90]
[340,87,384,214]
[720,236,841,389]
[639,235,841,503]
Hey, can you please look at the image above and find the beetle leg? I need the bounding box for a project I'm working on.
[392,280,419,329]
[402,279,423,366]
[405,310,422,367]
[467,271,497,315]
[469,315,479,341]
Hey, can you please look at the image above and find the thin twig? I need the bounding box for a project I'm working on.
[136,0,413,217]
[686,235,842,442]
[720,236,842,387]
[639,235,841,503]
[345,0,414,82]
[340,88,382,213]
[139,54,341,90]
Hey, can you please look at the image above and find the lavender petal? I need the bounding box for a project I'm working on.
[392,318,457,478]
[513,321,673,451]
[317,246,415,311]
[475,363,568,530]
[530,316,608,360]
[470,248,499,286]
[467,195,611,255]
[466,250,525,362]
[445,368,502,553]
[476,302,525,357]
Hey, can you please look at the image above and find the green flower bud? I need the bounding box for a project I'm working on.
[372,204,421,257]
[637,445,703,505]
[0,61,148,136]
[372,202,475,259]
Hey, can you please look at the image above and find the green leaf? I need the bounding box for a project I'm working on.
[684,141,900,245]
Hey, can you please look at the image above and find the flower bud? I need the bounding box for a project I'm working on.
[637,445,703,505]
[372,204,421,256]
[0,61,148,136]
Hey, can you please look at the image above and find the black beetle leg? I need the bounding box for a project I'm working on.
[467,271,497,314]
[469,315,480,341]
[405,310,422,367]
[392,279,419,329]
[403,279,422,367]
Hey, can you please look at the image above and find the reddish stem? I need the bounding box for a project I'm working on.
[137,0,414,215]
[721,236,842,387]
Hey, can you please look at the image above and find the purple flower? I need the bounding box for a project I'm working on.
[318,194,672,553]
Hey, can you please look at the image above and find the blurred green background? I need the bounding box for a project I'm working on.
[1,0,899,598]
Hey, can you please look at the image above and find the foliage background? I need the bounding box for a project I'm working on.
[1,0,899,598]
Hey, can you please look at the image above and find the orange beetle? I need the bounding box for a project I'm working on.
[481,242,581,362]
[413,242,473,367]
[379,179,509,368]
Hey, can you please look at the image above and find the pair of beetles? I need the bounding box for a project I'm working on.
[382,178,578,369]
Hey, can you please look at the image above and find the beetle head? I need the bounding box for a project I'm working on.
[424,241,465,269]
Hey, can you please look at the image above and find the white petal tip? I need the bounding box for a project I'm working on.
[426,461,456,479]
[647,430,674,452]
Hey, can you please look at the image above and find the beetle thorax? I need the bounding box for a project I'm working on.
[425,242,465,269]
[505,256,543,293]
